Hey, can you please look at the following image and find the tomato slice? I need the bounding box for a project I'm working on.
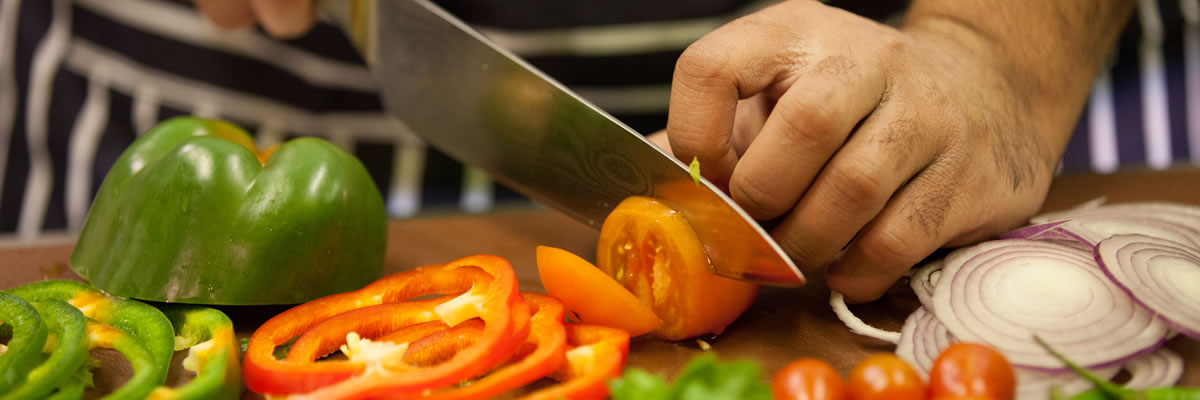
[596,196,760,340]
[537,245,662,337]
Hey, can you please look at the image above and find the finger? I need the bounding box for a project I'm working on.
[647,130,673,157]
[729,55,885,220]
[250,0,315,38]
[825,159,971,303]
[194,0,255,30]
[665,7,801,187]
[731,94,773,157]
[771,110,936,275]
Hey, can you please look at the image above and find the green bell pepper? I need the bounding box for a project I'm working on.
[0,292,48,394]
[70,117,387,305]
[149,305,242,400]
[1,299,88,400]
[8,280,175,391]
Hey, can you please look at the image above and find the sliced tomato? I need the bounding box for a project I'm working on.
[596,196,760,340]
[537,245,662,337]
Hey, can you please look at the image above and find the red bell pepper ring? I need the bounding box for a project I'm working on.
[520,324,631,400]
[243,255,523,396]
[405,293,568,400]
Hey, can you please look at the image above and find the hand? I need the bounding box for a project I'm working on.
[664,0,1081,302]
[194,0,315,38]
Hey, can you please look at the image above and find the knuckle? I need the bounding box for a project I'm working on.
[776,103,838,146]
[731,171,790,219]
[862,225,923,269]
[674,42,731,86]
[825,163,886,210]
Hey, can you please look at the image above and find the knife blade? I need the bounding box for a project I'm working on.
[319,0,804,286]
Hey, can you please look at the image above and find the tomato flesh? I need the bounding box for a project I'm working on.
[596,196,759,341]
[536,245,662,337]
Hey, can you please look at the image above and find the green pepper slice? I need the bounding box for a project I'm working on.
[86,319,162,399]
[2,299,88,400]
[149,305,242,400]
[8,280,174,386]
[0,292,48,394]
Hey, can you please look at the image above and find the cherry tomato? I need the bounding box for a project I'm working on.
[536,245,662,336]
[772,358,846,400]
[929,342,1016,400]
[596,196,760,340]
[846,353,926,400]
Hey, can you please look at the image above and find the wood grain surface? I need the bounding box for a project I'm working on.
[2,167,1197,398]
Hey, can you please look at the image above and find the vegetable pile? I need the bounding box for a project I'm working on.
[0,280,241,399]
[242,253,631,399]
[832,200,1200,399]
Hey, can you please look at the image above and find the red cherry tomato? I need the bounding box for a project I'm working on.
[846,353,926,400]
[772,358,846,400]
[929,342,1016,400]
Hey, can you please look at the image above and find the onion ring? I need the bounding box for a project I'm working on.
[909,261,942,309]
[894,307,953,377]
[931,239,1169,370]
[1096,234,1200,339]
[1030,203,1200,248]
[829,292,900,344]
[1121,348,1184,389]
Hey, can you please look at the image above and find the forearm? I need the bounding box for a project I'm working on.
[901,0,1136,148]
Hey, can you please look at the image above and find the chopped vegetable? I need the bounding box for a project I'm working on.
[1,299,87,400]
[609,354,772,400]
[930,239,1168,370]
[149,305,243,399]
[536,245,662,337]
[8,280,176,397]
[0,292,48,394]
[243,254,525,396]
[689,156,701,186]
[1094,234,1200,339]
[521,324,629,400]
[70,116,388,305]
[1034,335,1200,400]
[596,196,759,340]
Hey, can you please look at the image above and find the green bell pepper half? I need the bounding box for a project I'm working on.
[70,116,387,305]
[0,292,48,394]
[1,299,88,400]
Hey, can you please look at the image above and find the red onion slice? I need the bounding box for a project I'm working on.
[1016,364,1121,400]
[910,261,942,309]
[1122,348,1184,389]
[1030,203,1200,248]
[895,307,953,378]
[931,239,1169,370]
[830,292,901,344]
[895,306,1120,399]
[1096,234,1200,339]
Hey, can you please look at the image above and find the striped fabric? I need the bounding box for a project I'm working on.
[0,0,1195,243]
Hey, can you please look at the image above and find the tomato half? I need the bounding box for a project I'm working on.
[772,358,847,400]
[536,245,662,336]
[595,196,760,340]
[928,342,1016,400]
[846,353,926,400]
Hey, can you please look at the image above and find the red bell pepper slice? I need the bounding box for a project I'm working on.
[396,293,568,400]
[520,324,631,400]
[242,255,522,396]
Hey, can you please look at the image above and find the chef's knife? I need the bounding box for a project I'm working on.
[319,0,804,286]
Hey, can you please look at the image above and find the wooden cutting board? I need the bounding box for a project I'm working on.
[3,167,1198,398]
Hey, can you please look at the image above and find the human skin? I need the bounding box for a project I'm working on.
[661,0,1136,303]
[194,0,1137,303]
